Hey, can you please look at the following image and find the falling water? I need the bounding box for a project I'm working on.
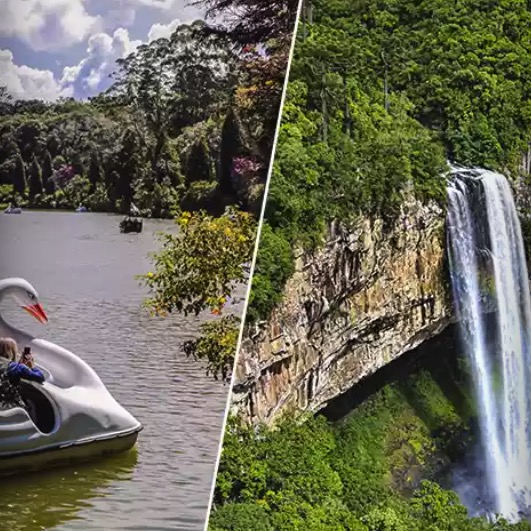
[447,167,531,520]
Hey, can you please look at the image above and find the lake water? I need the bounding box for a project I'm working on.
[0,211,229,530]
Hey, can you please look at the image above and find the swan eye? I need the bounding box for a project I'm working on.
[27,291,35,301]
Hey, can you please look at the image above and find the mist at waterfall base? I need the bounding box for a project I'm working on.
[447,166,531,522]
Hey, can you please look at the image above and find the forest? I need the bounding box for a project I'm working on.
[133,0,299,381]
[209,0,531,529]
[211,347,531,531]
[0,0,298,381]
[248,0,531,322]
[0,10,291,218]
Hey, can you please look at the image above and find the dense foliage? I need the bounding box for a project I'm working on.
[210,361,530,530]
[139,208,256,380]
[135,0,297,380]
[0,0,297,378]
[0,19,276,216]
[248,0,531,322]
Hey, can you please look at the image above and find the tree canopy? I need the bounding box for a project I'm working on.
[210,363,531,530]
[0,19,282,216]
[247,0,531,323]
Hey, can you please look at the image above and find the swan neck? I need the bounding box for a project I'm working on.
[0,294,26,340]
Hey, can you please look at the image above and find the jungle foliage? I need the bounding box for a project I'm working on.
[0,19,278,217]
[210,364,530,531]
[248,0,531,322]
[134,0,296,380]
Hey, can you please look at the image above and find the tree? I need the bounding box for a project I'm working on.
[13,153,26,197]
[108,21,237,178]
[185,140,212,185]
[114,128,146,212]
[87,151,102,192]
[219,108,244,196]
[139,208,256,380]
[71,152,85,177]
[0,85,13,115]
[183,315,240,381]
[194,0,299,45]
[42,150,54,194]
[28,155,43,201]
[141,208,255,317]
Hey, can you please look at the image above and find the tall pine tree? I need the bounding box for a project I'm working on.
[28,155,43,201]
[88,151,103,193]
[185,140,211,185]
[218,107,243,196]
[42,149,54,194]
[71,152,85,177]
[115,129,145,212]
[13,153,26,198]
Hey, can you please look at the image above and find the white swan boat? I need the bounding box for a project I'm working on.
[0,278,142,476]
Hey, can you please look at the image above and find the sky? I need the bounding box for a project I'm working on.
[0,0,205,101]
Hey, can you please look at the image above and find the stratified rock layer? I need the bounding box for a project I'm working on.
[232,200,452,425]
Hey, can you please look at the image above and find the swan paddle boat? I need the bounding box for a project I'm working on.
[0,278,142,476]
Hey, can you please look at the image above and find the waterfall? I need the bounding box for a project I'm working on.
[447,167,531,520]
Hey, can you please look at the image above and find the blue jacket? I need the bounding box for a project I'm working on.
[7,362,45,384]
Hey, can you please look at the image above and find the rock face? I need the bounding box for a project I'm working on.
[232,199,453,425]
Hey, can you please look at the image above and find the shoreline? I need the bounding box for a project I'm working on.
[0,205,175,221]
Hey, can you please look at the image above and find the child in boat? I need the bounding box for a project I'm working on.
[0,338,44,407]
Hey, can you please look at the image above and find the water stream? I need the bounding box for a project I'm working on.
[447,167,531,520]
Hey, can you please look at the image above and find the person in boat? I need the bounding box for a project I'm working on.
[0,338,44,410]
[20,346,36,368]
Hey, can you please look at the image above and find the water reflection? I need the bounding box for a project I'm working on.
[0,211,228,530]
[0,451,138,531]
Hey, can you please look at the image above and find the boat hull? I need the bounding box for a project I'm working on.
[0,427,141,477]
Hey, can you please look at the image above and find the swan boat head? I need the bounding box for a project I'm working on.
[0,277,48,324]
[0,277,142,464]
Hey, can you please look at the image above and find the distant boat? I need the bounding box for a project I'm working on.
[75,205,87,213]
[4,206,22,214]
[120,203,143,233]
[120,216,143,234]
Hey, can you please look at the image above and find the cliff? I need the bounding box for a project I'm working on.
[231,199,453,425]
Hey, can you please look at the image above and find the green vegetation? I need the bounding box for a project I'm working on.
[249,0,531,322]
[0,0,297,379]
[139,208,256,380]
[0,19,276,217]
[135,0,298,380]
[209,360,529,530]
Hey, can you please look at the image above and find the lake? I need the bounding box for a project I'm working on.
[0,210,229,530]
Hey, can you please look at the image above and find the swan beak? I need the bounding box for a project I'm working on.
[22,303,48,323]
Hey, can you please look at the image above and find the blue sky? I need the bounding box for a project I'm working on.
[0,0,205,100]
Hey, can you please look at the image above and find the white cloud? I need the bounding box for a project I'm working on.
[1,4,200,101]
[60,27,142,98]
[0,49,71,101]
[0,0,100,52]
[103,0,204,28]
[130,0,184,9]
[148,18,181,41]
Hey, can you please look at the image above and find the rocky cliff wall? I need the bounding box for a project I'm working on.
[231,199,453,425]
